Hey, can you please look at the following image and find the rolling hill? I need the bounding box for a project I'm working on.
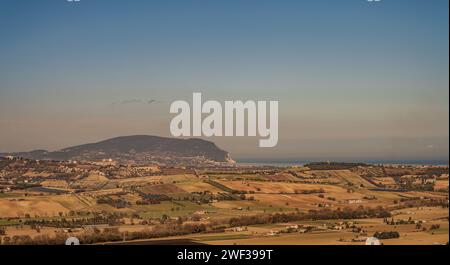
[2,135,234,165]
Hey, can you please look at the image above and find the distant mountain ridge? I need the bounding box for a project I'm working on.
[1,135,234,165]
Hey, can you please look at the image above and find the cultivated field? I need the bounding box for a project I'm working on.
[0,159,448,245]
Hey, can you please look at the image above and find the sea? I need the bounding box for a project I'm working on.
[235,159,449,167]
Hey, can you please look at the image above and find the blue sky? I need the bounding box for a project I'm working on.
[0,0,448,162]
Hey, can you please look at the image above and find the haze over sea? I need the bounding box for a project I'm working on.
[237,159,450,167]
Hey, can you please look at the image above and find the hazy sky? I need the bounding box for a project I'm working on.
[0,0,448,162]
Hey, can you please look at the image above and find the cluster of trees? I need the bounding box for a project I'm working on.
[135,199,162,205]
[383,217,415,225]
[393,198,449,209]
[106,223,208,243]
[0,232,67,245]
[96,197,131,208]
[1,205,395,245]
[294,188,325,194]
[373,231,400,239]
[423,168,449,176]
[304,162,367,170]
[430,224,441,230]
[400,181,435,192]
[0,222,216,245]
[205,180,235,193]
[228,206,391,227]
[23,212,126,228]
[134,193,169,205]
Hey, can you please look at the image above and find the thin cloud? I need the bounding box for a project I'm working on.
[110,99,159,106]
[121,99,143,104]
